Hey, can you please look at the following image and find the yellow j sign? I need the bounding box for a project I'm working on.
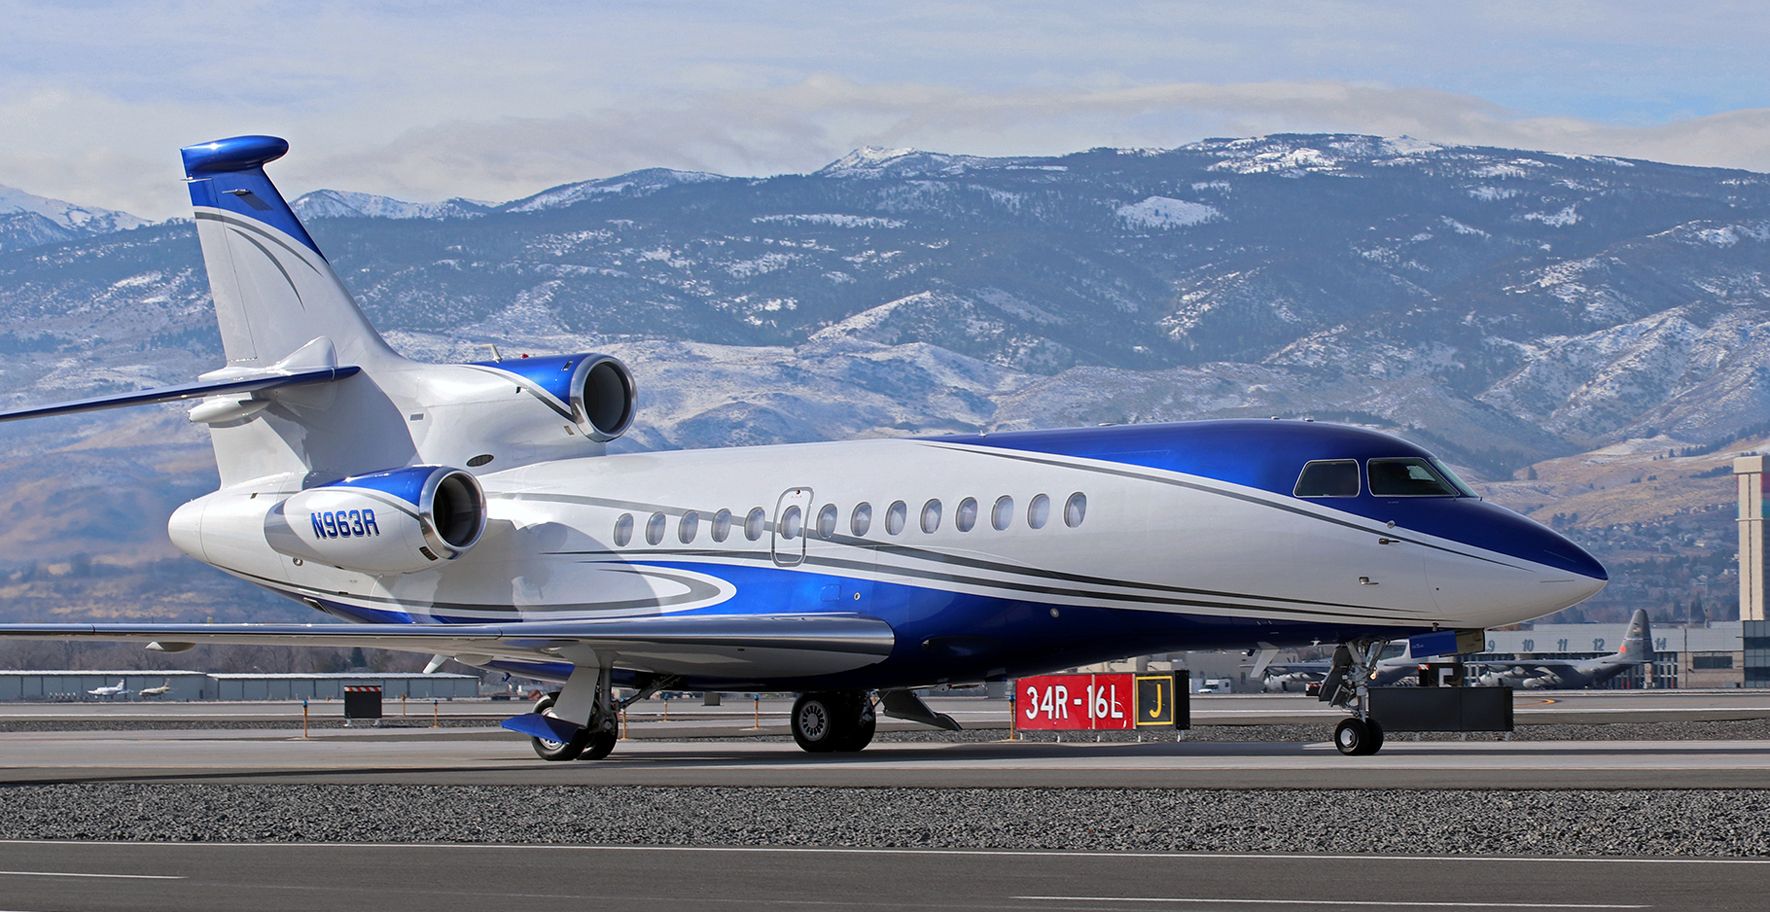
[1134,675,1176,727]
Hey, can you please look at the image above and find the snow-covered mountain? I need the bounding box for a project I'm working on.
[0,184,146,253]
[1,133,1766,621]
[292,189,490,220]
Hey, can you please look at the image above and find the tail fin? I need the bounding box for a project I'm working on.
[1617,609,1652,664]
[182,136,397,368]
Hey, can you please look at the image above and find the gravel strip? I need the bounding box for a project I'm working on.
[1,783,1766,857]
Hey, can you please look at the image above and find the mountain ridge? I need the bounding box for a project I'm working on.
[0,132,1763,623]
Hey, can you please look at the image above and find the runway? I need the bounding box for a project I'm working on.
[5,728,1770,788]
[0,840,1761,912]
[6,690,1767,729]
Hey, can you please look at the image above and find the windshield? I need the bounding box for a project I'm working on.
[1367,457,1462,497]
[1431,459,1480,498]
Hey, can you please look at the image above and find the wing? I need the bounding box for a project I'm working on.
[0,365,360,423]
[0,614,896,678]
[1262,662,1329,676]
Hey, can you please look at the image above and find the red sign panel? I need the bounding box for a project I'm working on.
[1017,673,1136,730]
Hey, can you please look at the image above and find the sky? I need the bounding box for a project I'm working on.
[3,0,1769,219]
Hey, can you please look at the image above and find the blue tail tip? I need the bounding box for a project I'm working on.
[182,135,290,179]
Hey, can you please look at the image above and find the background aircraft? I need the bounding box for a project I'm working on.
[86,680,126,699]
[1471,609,1652,690]
[0,135,1607,758]
[1263,608,1652,692]
[138,680,173,698]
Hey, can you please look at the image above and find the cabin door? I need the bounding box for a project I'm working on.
[771,486,814,567]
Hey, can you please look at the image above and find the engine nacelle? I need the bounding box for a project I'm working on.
[266,465,487,574]
[473,352,636,442]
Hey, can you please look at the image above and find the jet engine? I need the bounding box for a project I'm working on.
[266,465,487,573]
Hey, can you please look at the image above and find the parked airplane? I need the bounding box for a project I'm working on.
[1472,609,1652,690]
[1260,644,1421,693]
[139,680,174,698]
[86,680,126,699]
[0,136,1607,758]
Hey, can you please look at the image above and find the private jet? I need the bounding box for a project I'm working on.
[0,136,1607,758]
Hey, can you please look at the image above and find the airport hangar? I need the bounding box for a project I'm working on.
[0,671,481,702]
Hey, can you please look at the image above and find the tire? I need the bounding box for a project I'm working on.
[577,729,618,761]
[1333,717,1370,756]
[834,697,877,752]
[1365,719,1385,756]
[529,694,592,762]
[792,692,843,752]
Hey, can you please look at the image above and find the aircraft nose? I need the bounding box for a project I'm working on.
[1544,527,1607,583]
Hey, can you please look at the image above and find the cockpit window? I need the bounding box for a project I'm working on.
[1368,457,1461,497]
[1431,459,1480,498]
[1294,460,1360,498]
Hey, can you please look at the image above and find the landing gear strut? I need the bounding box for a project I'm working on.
[791,691,876,753]
[1321,637,1389,756]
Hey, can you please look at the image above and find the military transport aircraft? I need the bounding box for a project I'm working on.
[0,136,1607,758]
[1471,609,1653,690]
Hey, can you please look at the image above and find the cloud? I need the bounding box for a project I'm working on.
[4,2,1770,216]
[302,79,1770,213]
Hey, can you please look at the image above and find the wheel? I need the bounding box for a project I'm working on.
[833,696,877,752]
[577,729,618,761]
[529,694,593,762]
[1333,717,1371,756]
[1365,719,1385,755]
[792,692,843,752]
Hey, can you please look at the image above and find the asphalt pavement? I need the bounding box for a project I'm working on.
[0,840,1760,912]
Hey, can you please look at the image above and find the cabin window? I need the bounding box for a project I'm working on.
[1368,457,1460,497]
[613,513,634,547]
[711,509,732,543]
[678,510,700,544]
[817,503,839,539]
[645,512,666,545]
[851,502,873,536]
[1294,460,1361,498]
[1027,493,1051,529]
[955,497,979,532]
[779,505,804,540]
[921,499,942,533]
[991,495,1014,531]
[744,507,766,541]
[886,500,908,535]
[1064,492,1087,528]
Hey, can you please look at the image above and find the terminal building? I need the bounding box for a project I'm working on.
[0,670,482,702]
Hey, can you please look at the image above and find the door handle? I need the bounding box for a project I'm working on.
[1377,537,1398,545]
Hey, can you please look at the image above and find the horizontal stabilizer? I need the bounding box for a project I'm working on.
[0,366,360,424]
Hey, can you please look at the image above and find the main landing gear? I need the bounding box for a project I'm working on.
[522,662,678,762]
[1320,637,1389,756]
[790,691,877,753]
[530,693,617,761]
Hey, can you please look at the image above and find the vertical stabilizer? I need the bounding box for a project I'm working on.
[182,136,398,368]
[1618,608,1652,664]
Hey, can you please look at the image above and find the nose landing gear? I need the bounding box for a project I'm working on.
[1321,637,1390,756]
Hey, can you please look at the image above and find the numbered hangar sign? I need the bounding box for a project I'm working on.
[1017,673,1186,731]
